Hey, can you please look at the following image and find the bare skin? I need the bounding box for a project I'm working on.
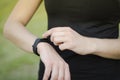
[43,27,120,59]
[3,0,70,80]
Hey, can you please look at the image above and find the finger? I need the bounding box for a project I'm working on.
[43,64,52,80]
[50,65,59,80]
[53,38,65,46]
[64,64,71,80]
[42,27,70,38]
[58,63,65,80]
[51,32,65,42]
[59,43,69,51]
[42,29,53,38]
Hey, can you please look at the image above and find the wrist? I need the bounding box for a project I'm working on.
[32,38,50,56]
[37,42,51,55]
[88,37,101,55]
[37,42,49,49]
[86,37,97,54]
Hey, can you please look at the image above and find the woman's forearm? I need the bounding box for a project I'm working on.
[3,0,43,53]
[4,21,37,53]
[91,38,120,59]
[42,27,120,59]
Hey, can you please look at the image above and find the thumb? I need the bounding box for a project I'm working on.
[59,43,68,51]
[42,29,53,38]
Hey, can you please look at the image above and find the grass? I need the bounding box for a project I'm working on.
[0,0,47,80]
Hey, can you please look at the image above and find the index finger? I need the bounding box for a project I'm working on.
[65,64,71,80]
[42,29,53,38]
[43,64,52,80]
[42,27,70,38]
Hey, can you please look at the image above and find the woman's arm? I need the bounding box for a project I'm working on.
[43,27,120,59]
[91,38,120,59]
[3,1,71,79]
[4,0,42,53]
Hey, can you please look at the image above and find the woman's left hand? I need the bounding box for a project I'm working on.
[42,27,95,55]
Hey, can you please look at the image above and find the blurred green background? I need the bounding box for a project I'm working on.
[0,0,47,80]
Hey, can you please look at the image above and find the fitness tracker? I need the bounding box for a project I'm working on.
[32,38,49,56]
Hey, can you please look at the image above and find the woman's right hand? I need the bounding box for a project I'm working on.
[37,42,71,80]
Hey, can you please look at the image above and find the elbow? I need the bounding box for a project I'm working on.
[3,22,10,39]
[3,20,15,40]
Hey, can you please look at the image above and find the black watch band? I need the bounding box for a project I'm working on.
[32,38,49,56]
[32,38,41,56]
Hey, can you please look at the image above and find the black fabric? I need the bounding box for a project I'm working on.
[38,0,120,80]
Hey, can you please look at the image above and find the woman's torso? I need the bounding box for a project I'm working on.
[39,0,120,79]
[45,0,120,38]
[44,0,120,56]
